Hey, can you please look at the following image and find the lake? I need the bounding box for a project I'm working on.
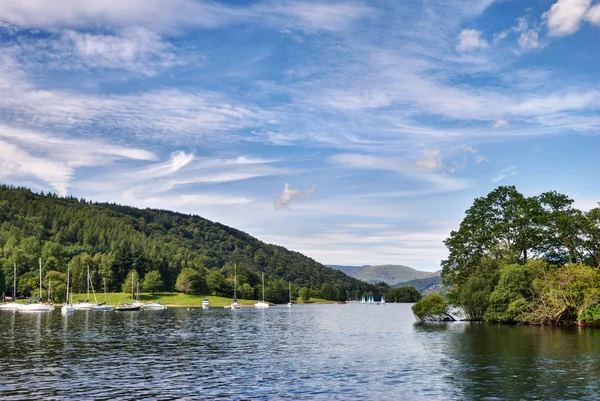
[1,303,599,400]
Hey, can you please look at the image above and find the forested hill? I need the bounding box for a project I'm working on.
[0,185,380,303]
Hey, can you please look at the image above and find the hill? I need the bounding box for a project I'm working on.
[328,264,438,286]
[0,185,380,303]
[393,275,443,295]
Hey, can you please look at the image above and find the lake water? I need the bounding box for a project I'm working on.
[1,303,599,400]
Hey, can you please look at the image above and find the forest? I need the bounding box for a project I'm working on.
[440,186,600,325]
[0,185,390,303]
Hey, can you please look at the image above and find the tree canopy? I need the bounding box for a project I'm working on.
[0,185,382,302]
[441,186,600,325]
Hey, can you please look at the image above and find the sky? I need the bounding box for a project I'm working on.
[0,0,598,271]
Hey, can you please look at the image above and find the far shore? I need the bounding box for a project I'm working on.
[7,293,339,308]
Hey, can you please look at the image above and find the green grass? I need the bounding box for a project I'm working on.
[66,293,340,307]
[70,293,258,307]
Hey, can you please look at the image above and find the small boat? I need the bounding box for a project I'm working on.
[0,263,21,311]
[230,264,241,310]
[73,265,95,310]
[381,296,386,305]
[92,302,114,311]
[143,302,166,310]
[115,272,140,312]
[61,264,74,314]
[21,298,54,312]
[254,272,270,308]
[20,259,53,313]
[115,304,141,312]
[287,282,293,307]
[92,278,113,311]
[202,298,210,309]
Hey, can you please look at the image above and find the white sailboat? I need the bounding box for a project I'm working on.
[287,282,292,307]
[92,278,114,311]
[61,264,74,314]
[254,272,269,308]
[115,272,141,311]
[229,263,241,309]
[73,265,94,310]
[20,258,53,312]
[0,263,21,311]
[133,281,143,307]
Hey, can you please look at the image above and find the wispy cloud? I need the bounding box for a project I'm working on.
[492,165,518,182]
[0,0,374,33]
[0,125,155,195]
[274,183,316,209]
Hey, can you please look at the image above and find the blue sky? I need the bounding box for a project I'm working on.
[0,0,598,271]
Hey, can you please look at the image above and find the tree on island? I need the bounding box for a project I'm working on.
[440,186,600,325]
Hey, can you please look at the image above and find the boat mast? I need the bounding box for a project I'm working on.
[262,272,265,302]
[233,263,237,301]
[104,278,107,302]
[13,263,16,301]
[87,265,90,301]
[39,258,42,300]
[48,277,51,303]
[131,272,134,304]
[66,265,70,305]
[289,282,291,303]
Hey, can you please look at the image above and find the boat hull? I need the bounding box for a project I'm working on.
[115,305,141,311]
[0,303,21,311]
[20,303,54,312]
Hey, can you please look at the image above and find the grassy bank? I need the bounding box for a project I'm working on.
[68,293,338,307]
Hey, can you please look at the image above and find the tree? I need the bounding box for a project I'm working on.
[387,286,422,303]
[143,271,164,294]
[121,270,140,294]
[411,293,450,320]
[299,287,310,302]
[320,282,334,300]
[207,270,228,296]
[442,186,544,290]
[175,268,205,295]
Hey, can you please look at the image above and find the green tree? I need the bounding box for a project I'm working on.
[121,269,140,295]
[175,268,205,295]
[207,270,228,296]
[411,293,448,320]
[143,271,164,294]
[299,287,310,302]
[387,286,422,303]
[442,186,544,291]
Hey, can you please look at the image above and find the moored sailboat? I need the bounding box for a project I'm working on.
[254,272,269,308]
[61,264,74,314]
[229,263,241,310]
[115,272,141,312]
[0,263,21,311]
[20,259,53,312]
[287,282,293,307]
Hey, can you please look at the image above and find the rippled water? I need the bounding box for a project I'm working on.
[1,304,600,400]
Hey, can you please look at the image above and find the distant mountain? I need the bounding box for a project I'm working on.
[327,264,439,286]
[394,275,443,295]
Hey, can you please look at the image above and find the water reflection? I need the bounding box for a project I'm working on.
[1,305,600,399]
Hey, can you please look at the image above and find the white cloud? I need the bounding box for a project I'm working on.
[56,28,184,75]
[492,165,518,182]
[543,0,591,36]
[134,151,194,179]
[415,150,443,170]
[0,125,156,195]
[493,119,509,129]
[0,0,373,34]
[586,3,600,24]
[518,30,541,50]
[456,29,488,52]
[274,183,316,209]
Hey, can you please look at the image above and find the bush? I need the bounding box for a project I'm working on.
[412,293,447,319]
